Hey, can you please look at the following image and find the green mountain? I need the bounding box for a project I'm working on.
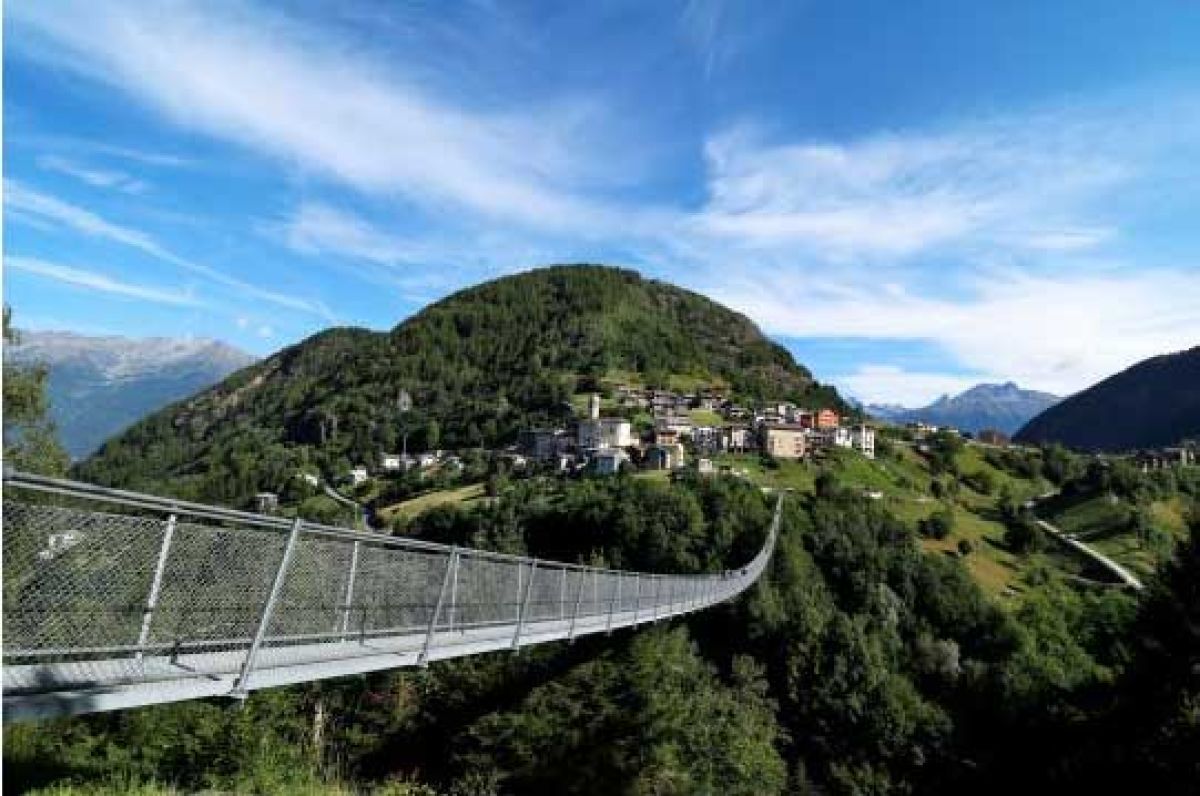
[1015,346,1200,451]
[78,265,843,502]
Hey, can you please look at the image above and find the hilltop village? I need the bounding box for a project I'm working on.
[522,388,874,475]
[334,386,874,492]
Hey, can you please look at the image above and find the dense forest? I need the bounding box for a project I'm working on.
[1015,345,1200,450]
[7,472,1199,795]
[76,266,844,504]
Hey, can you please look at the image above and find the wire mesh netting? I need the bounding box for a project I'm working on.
[3,473,778,709]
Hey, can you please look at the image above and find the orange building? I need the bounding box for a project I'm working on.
[799,409,840,430]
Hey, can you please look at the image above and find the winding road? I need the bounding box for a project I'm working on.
[1025,493,1144,591]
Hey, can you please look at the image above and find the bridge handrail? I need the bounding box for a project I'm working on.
[2,470,781,721]
[2,470,736,574]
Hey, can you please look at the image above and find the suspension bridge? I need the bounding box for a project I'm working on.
[2,471,780,722]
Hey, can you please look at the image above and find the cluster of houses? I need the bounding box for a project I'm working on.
[523,390,875,475]
[1133,444,1197,472]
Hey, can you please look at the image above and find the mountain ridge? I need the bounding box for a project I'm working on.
[1015,346,1200,451]
[867,381,1060,435]
[6,330,255,458]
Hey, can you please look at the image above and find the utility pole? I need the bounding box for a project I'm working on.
[398,389,413,463]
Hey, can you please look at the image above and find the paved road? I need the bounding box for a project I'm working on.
[1025,493,1145,591]
[322,482,371,529]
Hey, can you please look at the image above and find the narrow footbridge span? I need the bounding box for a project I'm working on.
[2,472,779,722]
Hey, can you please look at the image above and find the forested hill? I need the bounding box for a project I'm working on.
[77,265,843,502]
[1015,346,1200,451]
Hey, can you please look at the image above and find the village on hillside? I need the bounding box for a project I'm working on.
[260,384,1197,518]
[519,387,875,476]
[344,386,875,487]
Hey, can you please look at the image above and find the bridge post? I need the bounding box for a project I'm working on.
[135,513,177,660]
[559,567,567,620]
[567,568,586,641]
[448,548,460,633]
[606,572,620,635]
[511,559,537,651]
[515,557,524,622]
[232,517,304,698]
[338,540,361,642]
[419,547,458,667]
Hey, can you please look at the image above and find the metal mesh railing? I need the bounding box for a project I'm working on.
[2,471,779,719]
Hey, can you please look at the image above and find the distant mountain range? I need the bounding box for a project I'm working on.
[5,330,255,459]
[867,382,1061,435]
[1015,346,1200,451]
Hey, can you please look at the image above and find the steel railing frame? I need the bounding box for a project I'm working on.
[2,470,781,722]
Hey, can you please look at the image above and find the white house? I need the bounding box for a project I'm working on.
[809,427,853,450]
[578,417,633,450]
[850,425,876,459]
[577,393,634,450]
[255,492,279,513]
[349,466,369,485]
[724,425,753,452]
[380,453,403,471]
[654,414,693,438]
[644,443,685,470]
[297,472,320,487]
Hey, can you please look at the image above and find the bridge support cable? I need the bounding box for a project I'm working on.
[2,471,780,722]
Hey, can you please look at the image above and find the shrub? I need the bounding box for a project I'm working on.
[919,507,955,540]
[1005,515,1043,553]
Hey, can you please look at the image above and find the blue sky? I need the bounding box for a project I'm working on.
[5,0,1199,405]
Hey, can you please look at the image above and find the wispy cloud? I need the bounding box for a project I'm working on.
[37,155,148,193]
[719,268,1200,398]
[280,203,422,267]
[10,0,618,231]
[687,107,1160,259]
[5,179,164,253]
[680,0,725,79]
[5,180,335,320]
[7,255,203,307]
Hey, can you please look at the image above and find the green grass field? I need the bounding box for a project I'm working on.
[378,483,488,522]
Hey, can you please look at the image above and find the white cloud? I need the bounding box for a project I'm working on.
[281,203,422,266]
[718,268,1200,399]
[5,180,335,320]
[835,366,1000,408]
[10,1,616,231]
[7,255,203,307]
[257,324,274,338]
[689,113,1145,258]
[5,179,165,254]
[37,155,148,193]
